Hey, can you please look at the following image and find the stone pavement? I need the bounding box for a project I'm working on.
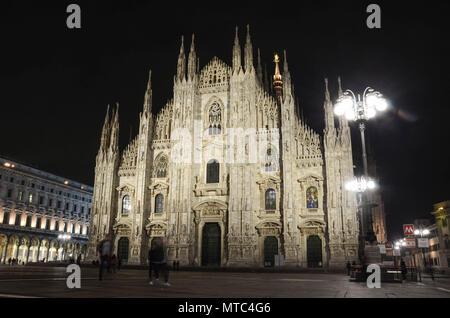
[0,265,449,298]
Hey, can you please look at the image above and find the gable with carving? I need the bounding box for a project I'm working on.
[198,57,231,92]
[256,88,279,129]
[119,138,138,176]
[295,121,323,167]
[154,100,173,141]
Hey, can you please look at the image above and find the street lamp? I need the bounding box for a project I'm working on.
[345,176,377,193]
[413,227,430,272]
[335,87,388,248]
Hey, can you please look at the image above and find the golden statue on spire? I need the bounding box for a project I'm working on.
[273,53,283,101]
[274,53,280,63]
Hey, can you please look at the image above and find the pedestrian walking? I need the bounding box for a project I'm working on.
[400,258,407,281]
[97,234,113,281]
[148,237,170,286]
[346,261,351,276]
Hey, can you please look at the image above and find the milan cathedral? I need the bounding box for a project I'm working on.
[86,26,360,269]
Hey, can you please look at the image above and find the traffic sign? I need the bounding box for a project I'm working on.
[385,241,392,249]
[403,224,415,235]
[405,237,416,248]
[417,238,429,248]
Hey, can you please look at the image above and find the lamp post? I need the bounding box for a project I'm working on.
[335,87,388,255]
[414,227,430,279]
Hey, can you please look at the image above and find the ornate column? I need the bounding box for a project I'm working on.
[36,240,42,262]
[26,242,32,263]
[14,241,20,260]
[45,244,49,262]
[3,238,9,264]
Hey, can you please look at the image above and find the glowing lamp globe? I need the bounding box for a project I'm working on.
[375,97,388,111]
[366,107,376,119]
[367,180,376,190]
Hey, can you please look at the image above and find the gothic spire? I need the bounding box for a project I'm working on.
[282,50,292,98]
[232,26,242,73]
[257,48,263,84]
[264,63,269,91]
[324,77,335,132]
[337,76,349,130]
[143,69,152,114]
[100,104,111,152]
[244,24,254,73]
[176,35,186,82]
[188,34,197,80]
[109,102,119,152]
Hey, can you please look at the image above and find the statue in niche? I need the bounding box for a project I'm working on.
[231,224,237,236]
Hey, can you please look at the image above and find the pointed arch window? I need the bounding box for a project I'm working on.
[306,187,319,209]
[206,159,219,183]
[154,155,168,178]
[208,102,222,135]
[265,189,276,210]
[122,195,131,215]
[155,194,164,214]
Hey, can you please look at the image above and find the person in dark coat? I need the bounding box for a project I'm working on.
[346,261,352,275]
[97,234,113,281]
[148,238,170,286]
[400,259,407,281]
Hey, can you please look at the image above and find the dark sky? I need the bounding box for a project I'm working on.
[1,1,448,240]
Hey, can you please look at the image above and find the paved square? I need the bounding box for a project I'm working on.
[0,265,449,298]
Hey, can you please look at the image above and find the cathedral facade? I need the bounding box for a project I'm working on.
[86,26,360,269]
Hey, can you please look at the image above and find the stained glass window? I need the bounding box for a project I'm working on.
[265,189,276,210]
[208,103,222,135]
[306,187,319,209]
[155,194,164,214]
[122,195,131,215]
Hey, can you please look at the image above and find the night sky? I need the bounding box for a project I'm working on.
[1,1,448,240]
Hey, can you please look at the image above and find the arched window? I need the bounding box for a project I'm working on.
[206,159,219,183]
[265,189,276,210]
[208,102,222,135]
[122,195,131,215]
[155,194,164,214]
[154,155,168,178]
[306,187,319,209]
